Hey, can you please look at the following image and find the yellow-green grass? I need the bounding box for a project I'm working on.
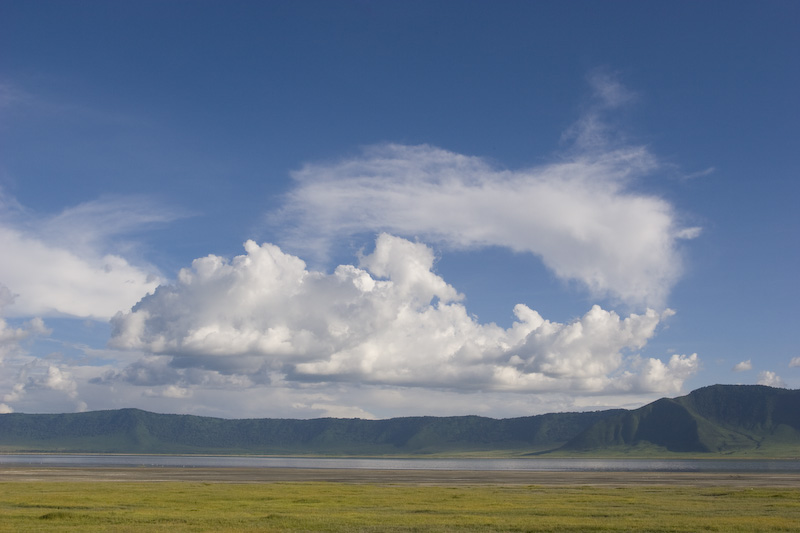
[2,481,800,532]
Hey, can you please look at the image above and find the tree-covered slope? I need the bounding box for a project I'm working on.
[2,385,797,456]
[0,408,618,455]
[561,385,800,455]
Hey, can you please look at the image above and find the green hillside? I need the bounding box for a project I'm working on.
[1,385,798,456]
[0,408,618,455]
[561,385,800,456]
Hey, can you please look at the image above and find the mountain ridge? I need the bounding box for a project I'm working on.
[561,385,800,455]
[1,385,798,457]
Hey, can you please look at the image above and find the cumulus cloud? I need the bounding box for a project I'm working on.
[1,75,704,417]
[144,385,193,399]
[733,359,752,372]
[110,234,697,397]
[94,355,254,389]
[1,358,87,413]
[0,316,49,357]
[757,371,785,388]
[1,383,25,404]
[0,192,172,412]
[0,192,173,319]
[37,364,79,398]
[614,353,699,395]
[789,357,800,368]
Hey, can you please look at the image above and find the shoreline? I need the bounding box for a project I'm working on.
[2,466,800,487]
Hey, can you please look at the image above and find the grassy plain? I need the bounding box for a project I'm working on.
[1,469,800,532]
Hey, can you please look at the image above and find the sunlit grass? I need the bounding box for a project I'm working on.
[1,481,799,532]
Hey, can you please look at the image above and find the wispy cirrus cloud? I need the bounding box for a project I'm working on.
[0,190,178,319]
[275,142,696,309]
[560,69,638,150]
[271,74,698,310]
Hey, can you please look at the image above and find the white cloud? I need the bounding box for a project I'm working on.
[0,192,172,319]
[1,383,25,404]
[675,227,702,240]
[0,226,160,319]
[680,166,716,181]
[110,234,696,398]
[0,283,15,309]
[757,370,785,388]
[37,195,177,255]
[276,142,692,309]
[37,364,79,398]
[86,357,695,420]
[587,69,637,110]
[0,75,705,418]
[789,357,800,368]
[558,70,638,151]
[0,283,50,361]
[617,353,699,395]
[144,385,193,399]
[273,75,699,310]
[94,355,255,389]
[0,317,49,357]
[733,359,752,372]
[0,357,87,413]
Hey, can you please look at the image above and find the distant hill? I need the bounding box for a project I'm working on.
[1,385,798,457]
[0,408,617,455]
[561,385,800,456]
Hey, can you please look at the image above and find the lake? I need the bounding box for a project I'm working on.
[1,454,798,472]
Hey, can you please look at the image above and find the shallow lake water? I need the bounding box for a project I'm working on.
[1,454,798,473]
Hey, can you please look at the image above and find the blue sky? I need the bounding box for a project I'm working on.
[1,1,798,419]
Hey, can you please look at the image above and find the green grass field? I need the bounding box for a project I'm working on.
[1,481,799,532]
